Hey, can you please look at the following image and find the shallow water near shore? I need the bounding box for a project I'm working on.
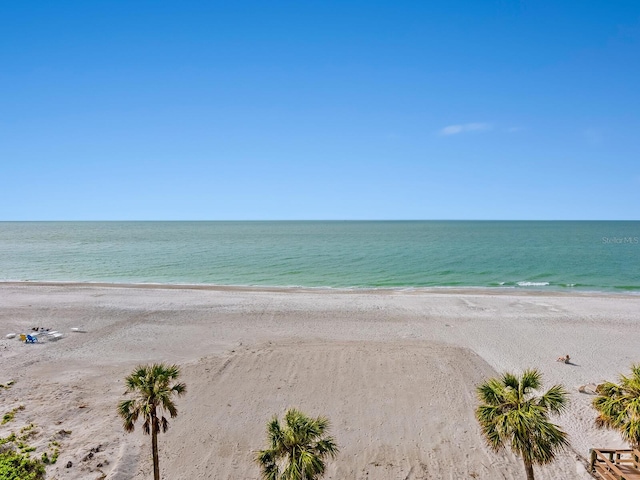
[0,220,638,292]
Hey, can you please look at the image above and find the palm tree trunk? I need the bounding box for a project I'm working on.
[523,460,535,480]
[151,412,160,480]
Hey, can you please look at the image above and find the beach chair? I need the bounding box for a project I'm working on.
[26,335,38,343]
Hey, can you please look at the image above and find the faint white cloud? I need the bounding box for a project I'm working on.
[505,126,525,133]
[438,122,492,136]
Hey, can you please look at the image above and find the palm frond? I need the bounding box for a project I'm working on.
[315,438,339,458]
[172,382,187,395]
[593,364,640,447]
[477,379,507,406]
[256,449,279,480]
[520,369,542,391]
[160,416,169,433]
[117,399,139,432]
[142,417,151,435]
[502,373,520,391]
[537,384,569,415]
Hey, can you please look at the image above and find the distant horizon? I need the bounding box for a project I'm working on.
[2,219,639,223]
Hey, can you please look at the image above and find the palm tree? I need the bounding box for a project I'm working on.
[476,369,569,480]
[592,363,640,448]
[256,408,339,480]
[117,363,186,480]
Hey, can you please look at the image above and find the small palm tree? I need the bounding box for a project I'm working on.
[118,363,186,480]
[476,369,569,480]
[592,363,640,448]
[256,408,339,480]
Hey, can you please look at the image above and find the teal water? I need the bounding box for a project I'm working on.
[0,221,638,292]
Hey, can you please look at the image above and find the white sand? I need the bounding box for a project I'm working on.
[1,283,638,479]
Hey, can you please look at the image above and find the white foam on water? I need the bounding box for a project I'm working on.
[517,281,550,287]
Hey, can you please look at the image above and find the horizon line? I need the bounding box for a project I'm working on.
[1,219,639,223]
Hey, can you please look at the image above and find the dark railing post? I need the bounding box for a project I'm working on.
[590,449,596,473]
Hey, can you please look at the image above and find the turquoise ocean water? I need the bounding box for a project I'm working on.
[0,221,638,292]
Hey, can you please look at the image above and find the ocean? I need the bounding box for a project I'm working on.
[0,221,638,292]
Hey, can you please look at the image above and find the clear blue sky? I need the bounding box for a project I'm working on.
[1,1,639,220]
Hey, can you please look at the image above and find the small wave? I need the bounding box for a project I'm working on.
[517,281,550,287]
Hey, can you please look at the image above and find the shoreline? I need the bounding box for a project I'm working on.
[2,280,638,298]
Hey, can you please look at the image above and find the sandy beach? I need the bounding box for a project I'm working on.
[1,283,638,479]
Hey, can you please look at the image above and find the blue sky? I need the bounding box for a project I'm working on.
[1,1,639,220]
